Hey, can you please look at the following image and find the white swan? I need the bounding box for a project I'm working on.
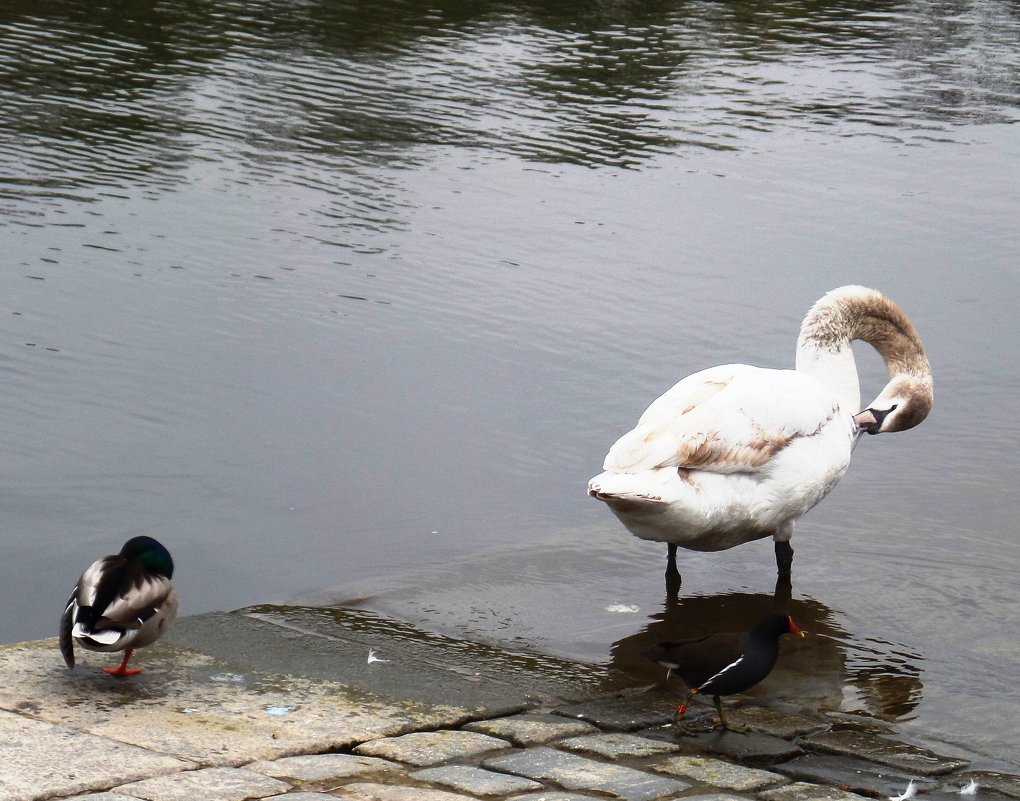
[587,285,933,584]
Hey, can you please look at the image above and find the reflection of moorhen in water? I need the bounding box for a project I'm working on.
[643,612,804,732]
[587,286,934,589]
[609,589,925,722]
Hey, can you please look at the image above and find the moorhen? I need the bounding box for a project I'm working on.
[587,285,933,586]
[643,611,804,732]
[59,536,178,676]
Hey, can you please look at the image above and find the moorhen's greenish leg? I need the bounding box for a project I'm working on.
[715,695,749,733]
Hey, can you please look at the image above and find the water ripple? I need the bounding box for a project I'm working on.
[2,0,1017,204]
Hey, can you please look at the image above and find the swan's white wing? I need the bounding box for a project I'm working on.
[603,364,839,475]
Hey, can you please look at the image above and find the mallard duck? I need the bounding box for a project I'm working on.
[588,286,933,584]
[643,612,804,732]
[59,535,178,676]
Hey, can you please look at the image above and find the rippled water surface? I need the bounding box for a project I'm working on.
[3,0,1019,769]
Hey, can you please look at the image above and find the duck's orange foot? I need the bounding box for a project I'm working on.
[103,649,140,676]
[103,664,142,676]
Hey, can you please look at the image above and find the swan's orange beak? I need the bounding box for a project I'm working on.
[788,616,805,637]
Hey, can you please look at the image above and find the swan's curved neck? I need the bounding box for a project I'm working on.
[794,286,930,413]
[796,334,861,413]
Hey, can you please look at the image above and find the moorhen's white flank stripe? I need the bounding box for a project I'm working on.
[699,655,744,692]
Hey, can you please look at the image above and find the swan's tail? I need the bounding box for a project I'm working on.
[587,470,674,506]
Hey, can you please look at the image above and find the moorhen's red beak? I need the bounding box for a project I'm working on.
[788,616,805,637]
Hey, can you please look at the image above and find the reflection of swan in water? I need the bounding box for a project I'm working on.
[608,588,924,721]
[840,636,927,720]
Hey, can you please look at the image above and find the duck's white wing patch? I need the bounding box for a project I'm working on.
[73,624,122,644]
[604,365,838,475]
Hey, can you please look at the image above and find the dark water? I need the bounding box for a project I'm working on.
[3,0,1019,770]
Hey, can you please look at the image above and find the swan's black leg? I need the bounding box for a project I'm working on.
[775,540,794,585]
[666,543,681,582]
[665,543,682,597]
[773,576,792,607]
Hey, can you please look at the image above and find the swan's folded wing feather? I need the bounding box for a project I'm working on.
[603,365,748,471]
[634,364,750,428]
[604,366,838,474]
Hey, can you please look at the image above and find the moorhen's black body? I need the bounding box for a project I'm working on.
[643,612,804,732]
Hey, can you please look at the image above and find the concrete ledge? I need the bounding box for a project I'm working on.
[0,638,474,769]
[0,605,1009,801]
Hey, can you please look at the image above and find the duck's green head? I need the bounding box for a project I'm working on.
[120,535,174,578]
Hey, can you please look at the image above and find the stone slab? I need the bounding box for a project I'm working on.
[759,781,871,801]
[115,767,291,801]
[725,706,828,739]
[0,638,470,767]
[775,753,935,797]
[901,790,983,801]
[354,730,510,766]
[245,754,397,782]
[803,729,969,776]
[557,733,681,759]
[222,606,606,705]
[483,746,690,801]
[265,794,340,801]
[552,689,677,732]
[341,784,477,801]
[464,712,599,746]
[410,764,543,795]
[947,772,1020,799]
[651,755,787,791]
[58,795,146,801]
[675,795,755,801]
[0,711,190,801]
[513,795,604,801]
[638,724,803,766]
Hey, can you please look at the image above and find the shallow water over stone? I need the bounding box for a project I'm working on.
[2,0,1018,770]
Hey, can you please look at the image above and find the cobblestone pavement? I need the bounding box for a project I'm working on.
[1,606,1017,801]
[46,709,1020,801]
